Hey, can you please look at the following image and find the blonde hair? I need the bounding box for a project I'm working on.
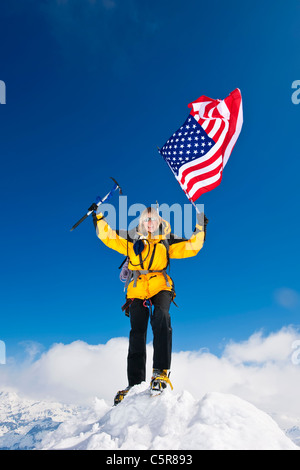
[138,206,162,234]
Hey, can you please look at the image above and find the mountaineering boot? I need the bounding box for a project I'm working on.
[114,386,131,406]
[150,369,173,393]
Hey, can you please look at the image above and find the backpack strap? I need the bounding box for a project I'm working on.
[147,243,157,271]
[159,238,170,271]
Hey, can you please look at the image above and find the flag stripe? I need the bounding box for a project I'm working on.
[180,140,224,185]
[189,172,223,201]
[188,167,223,199]
[208,118,225,141]
[206,119,219,139]
[184,144,223,194]
[179,146,221,184]
[185,156,223,194]
[179,119,229,188]
[223,96,243,167]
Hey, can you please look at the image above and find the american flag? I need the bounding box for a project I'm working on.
[159,88,243,202]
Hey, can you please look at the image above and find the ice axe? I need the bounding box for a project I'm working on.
[70,177,122,231]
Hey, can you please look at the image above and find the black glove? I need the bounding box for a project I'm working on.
[88,203,98,212]
[91,206,104,228]
[196,213,209,239]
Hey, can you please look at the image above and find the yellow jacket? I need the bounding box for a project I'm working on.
[95,215,205,300]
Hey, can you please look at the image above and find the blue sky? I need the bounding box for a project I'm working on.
[1,0,300,360]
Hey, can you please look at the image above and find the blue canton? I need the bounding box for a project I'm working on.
[159,115,215,176]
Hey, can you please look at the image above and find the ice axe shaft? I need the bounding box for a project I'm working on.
[70,177,122,231]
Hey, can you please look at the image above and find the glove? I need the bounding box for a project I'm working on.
[92,211,104,228]
[196,213,209,239]
[196,212,209,227]
[88,203,98,212]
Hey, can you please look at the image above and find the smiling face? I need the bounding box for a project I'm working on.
[139,207,160,234]
[143,215,159,233]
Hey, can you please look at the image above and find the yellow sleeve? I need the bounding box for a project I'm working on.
[168,224,205,259]
[95,214,128,256]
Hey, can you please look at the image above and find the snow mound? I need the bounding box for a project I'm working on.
[37,384,298,450]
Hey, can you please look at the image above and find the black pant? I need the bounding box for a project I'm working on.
[127,290,172,387]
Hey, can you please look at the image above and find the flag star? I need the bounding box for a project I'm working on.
[201,150,205,154]
[193,150,197,154]
[187,150,191,154]
[208,142,212,146]
[201,143,206,147]
[201,136,205,140]
[188,137,192,141]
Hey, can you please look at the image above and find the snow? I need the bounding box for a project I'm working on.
[0,386,298,450]
[0,391,83,450]
[286,426,300,447]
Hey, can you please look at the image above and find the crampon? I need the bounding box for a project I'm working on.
[114,386,131,406]
[150,369,173,396]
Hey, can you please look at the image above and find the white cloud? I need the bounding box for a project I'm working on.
[1,327,300,430]
[170,327,300,425]
[222,327,299,364]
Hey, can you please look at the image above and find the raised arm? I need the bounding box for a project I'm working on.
[168,214,208,259]
[93,213,128,256]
